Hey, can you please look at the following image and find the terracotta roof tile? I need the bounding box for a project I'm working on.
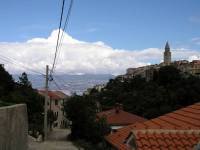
[155,133,163,139]
[97,109,147,126]
[151,118,176,129]
[38,90,66,100]
[105,102,200,150]
[149,138,159,146]
[181,139,190,146]
[175,110,200,121]
[181,107,200,114]
[160,146,168,150]
[167,113,200,127]
[188,104,200,110]
[162,133,171,139]
[157,138,165,146]
[159,115,191,129]
[133,130,200,150]
[143,121,161,129]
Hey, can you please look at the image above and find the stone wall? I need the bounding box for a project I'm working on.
[0,104,28,150]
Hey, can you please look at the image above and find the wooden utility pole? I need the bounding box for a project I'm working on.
[44,65,49,140]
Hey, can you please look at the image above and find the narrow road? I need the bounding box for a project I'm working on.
[29,129,79,150]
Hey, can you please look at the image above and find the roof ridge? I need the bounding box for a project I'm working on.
[105,102,200,150]
[181,108,200,114]
[132,129,200,135]
[164,102,200,115]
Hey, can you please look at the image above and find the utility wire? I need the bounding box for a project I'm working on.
[0,55,44,76]
[50,0,74,93]
[57,0,74,51]
[51,0,66,75]
[53,75,69,88]
[0,54,45,76]
[52,80,62,90]
[54,0,74,71]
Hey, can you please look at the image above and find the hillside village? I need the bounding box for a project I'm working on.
[1,1,200,150]
[121,42,200,81]
[70,42,200,149]
[1,42,200,150]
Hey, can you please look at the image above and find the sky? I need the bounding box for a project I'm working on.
[0,0,200,75]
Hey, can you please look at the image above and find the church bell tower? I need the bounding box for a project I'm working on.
[164,41,171,65]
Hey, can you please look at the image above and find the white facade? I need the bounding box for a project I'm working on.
[38,90,69,129]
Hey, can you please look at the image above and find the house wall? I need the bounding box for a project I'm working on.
[0,104,28,150]
[49,99,68,128]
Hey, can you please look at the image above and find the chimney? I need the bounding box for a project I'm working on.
[115,103,123,113]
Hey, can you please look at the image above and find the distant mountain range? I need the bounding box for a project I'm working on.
[13,74,114,95]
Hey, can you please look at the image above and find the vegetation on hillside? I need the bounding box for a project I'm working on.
[0,66,44,136]
[89,65,200,119]
[64,95,110,149]
[64,65,200,147]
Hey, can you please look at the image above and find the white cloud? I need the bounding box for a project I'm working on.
[0,29,200,75]
[188,55,200,62]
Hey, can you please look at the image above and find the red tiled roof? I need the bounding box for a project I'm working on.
[192,60,200,64]
[105,102,200,150]
[54,91,69,99]
[105,124,135,150]
[38,90,66,100]
[97,109,147,126]
[133,130,200,150]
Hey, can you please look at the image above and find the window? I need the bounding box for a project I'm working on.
[55,100,58,105]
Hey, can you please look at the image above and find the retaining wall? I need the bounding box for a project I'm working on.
[0,104,28,150]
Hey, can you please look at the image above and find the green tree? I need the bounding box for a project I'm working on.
[157,65,181,85]
[62,65,200,148]
[83,65,200,119]
[0,69,44,136]
[18,72,32,87]
[16,73,44,135]
[0,65,15,97]
[64,94,110,143]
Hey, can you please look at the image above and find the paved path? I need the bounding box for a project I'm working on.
[29,129,79,150]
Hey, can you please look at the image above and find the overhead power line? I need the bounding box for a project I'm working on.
[49,0,74,93]
[0,54,45,76]
[51,0,66,75]
[53,75,69,88]
[54,0,74,71]
[51,0,74,75]
[52,79,63,90]
[57,0,74,50]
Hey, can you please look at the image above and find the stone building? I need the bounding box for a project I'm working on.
[38,90,69,128]
[164,41,171,65]
[124,42,200,81]
[172,60,200,76]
